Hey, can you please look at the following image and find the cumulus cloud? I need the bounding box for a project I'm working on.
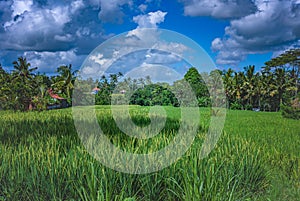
[145,51,182,64]
[210,0,300,65]
[138,4,148,13]
[125,11,189,65]
[126,10,167,44]
[98,0,133,23]
[179,0,257,19]
[0,0,91,52]
[23,49,85,73]
[90,53,109,66]
[79,10,190,80]
[11,0,33,16]
[0,0,121,72]
[125,63,182,83]
[133,10,167,28]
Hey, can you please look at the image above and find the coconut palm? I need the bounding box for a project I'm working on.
[242,65,257,108]
[12,57,37,111]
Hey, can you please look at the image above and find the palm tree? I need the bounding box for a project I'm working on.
[222,68,235,108]
[269,68,288,111]
[0,65,12,109]
[232,71,245,108]
[243,65,257,108]
[52,64,77,104]
[12,57,37,111]
[12,57,37,82]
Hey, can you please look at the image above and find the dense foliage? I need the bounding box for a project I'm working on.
[0,49,299,118]
[0,57,77,111]
[129,84,179,106]
[223,49,300,112]
[281,98,300,119]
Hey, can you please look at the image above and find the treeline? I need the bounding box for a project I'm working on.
[0,49,299,118]
[222,49,299,114]
[0,57,77,111]
[75,48,300,117]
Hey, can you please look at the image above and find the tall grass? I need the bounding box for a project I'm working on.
[0,106,299,200]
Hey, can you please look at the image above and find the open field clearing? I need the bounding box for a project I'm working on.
[0,106,299,200]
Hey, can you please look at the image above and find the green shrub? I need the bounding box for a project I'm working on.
[281,98,300,120]
[230,101,243,110]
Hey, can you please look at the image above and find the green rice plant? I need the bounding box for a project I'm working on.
[0,106,299,200]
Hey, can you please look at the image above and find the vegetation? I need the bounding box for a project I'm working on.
[1,49,300,118]
[0,49,299,200]
[0,58,77,111]
[223,49,300,112]
[0,106,299,200]
[281,98,300,119]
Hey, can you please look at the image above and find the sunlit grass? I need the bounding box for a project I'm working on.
[0,106,299,200]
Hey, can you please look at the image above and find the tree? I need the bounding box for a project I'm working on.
[12,57,37,111]
[130,84,178,106]
[223,68,235,108]
[0,65,13,110]
[184,67,209,106]
[264,49,300,111]
[242,66,255,108]
[95,73,123,105]
[52,64,78,104]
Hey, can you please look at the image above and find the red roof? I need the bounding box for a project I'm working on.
[92,87,100,91]
[48,89,65,100]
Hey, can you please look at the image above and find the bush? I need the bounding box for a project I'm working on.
[281,98,300,120]
[198,96,211,107]
[245,104,253,111]
[230,101,243,110]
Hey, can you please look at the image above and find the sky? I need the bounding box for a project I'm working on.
[0,0,299,74]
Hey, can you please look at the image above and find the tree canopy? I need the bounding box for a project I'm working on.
[0,49,299,119]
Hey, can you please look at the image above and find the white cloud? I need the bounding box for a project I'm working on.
[90,53,109,66]
[125,63,182,83]
[2,3,72,51]
[23,49,84,72]
[211,0,300,65]
[98,0,133,23]
[152,42,188,55]
[11,0,33,16]
[71,0,85,14]
[133,10,167,28]
[110,11,188,69]
[76,27,91,38]
[54,34,74,42]
[0,0,110,52]
[126,10,167,45]
[179,0,257,19]
[78,10,190,80]
[138,4,148,13]
[145,51,182,64]
[0,0,112,71]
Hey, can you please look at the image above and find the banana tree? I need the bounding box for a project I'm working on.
[52,64,78,104]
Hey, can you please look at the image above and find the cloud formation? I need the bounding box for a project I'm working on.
[23,50,86,73]
[210,0,300,65]
[98,0,133,23]
[80,11,192,80]
[0,0,104,52]
[0,0,169,72]
[133,10,167,28]
[0,0,137,71]
[1,0,297,72]
[180,0,257,19]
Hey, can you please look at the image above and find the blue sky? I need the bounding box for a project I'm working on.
[0,0,299,74]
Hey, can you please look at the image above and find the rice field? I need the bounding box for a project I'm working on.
[0,106,299,200]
